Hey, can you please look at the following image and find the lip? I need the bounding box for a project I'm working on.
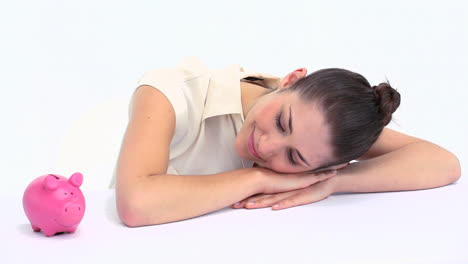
[248,127,263,161]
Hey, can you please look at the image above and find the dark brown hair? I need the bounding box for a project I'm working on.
[285,68,401,172]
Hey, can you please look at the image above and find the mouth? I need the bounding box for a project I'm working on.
[248,127,263,161]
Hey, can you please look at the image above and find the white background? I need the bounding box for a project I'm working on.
[0,0,466,194]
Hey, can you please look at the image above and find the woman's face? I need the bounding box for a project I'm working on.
[235,89,335,173]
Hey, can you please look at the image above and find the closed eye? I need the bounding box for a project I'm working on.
[288,149,299,166]
[275,112,284,133]
[276,110,299,167]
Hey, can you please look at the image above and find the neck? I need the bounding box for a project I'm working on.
[240,81,270,118]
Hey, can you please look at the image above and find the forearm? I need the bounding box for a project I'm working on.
[117,168,262,227]
[332,141,461,193]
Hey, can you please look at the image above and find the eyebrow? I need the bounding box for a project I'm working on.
[289,105,293,133]
[289,105,311,167]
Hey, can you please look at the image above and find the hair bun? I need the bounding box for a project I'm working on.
[372,82,401,126]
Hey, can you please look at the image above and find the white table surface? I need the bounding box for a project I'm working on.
[4,181,468,264]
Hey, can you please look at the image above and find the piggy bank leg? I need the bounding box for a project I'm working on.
[68,227,77,233]
[31,224,41,232]
[42,228,57,237]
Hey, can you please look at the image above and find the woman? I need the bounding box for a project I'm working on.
[112,56,461,227]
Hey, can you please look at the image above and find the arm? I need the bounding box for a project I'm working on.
[116,85,324,226]
[122,170,264,227]
[233,128,461,210]
[116,85,263,227]
[331,128,461,193]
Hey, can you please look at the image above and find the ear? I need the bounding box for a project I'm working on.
[278,67,308,90]
[69,172,83,187]
[43,175,59,191]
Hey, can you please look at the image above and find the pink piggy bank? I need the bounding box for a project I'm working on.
[23,172,86,237]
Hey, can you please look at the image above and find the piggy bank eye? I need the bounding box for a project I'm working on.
[71,192,74,195]
[64,192,68,195]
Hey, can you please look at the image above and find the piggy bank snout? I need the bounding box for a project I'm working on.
[65,204,82,214]
[58,203,85,226]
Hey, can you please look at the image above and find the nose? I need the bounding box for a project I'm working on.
[257,133,284,160]
[59,203,85,226]
[65,204,82,216]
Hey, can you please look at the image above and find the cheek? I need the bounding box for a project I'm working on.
[258,103,277,119]
[252,102,278,129]
[268,162,287,172]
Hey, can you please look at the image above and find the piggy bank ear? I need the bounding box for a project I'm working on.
[69,172,83,187]
[43,175,59,191]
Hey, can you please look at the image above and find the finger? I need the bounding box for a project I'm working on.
[271,193,310,210]
[297,171,334,189]
[314,170,337,181]
[231,193,269,209]
[237,194,277,209]
[245,194,275,204]
[231,198,256,209]
[231,198,249,209]
[271,185,329,210]
[245,190,301,209]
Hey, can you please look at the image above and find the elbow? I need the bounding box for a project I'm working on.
[116,191,167,227]
[430,144,462,186]
[118,208,141,228]
[116,193,146,228]
[447,153,461,184]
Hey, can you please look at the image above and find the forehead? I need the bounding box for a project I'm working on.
[279,92,333,168]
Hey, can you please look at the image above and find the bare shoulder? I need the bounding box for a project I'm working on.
[129,85,175,124]
[116,84,176,188]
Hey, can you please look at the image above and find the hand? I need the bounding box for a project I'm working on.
[256,167,337,194]
[232,170,338,210]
